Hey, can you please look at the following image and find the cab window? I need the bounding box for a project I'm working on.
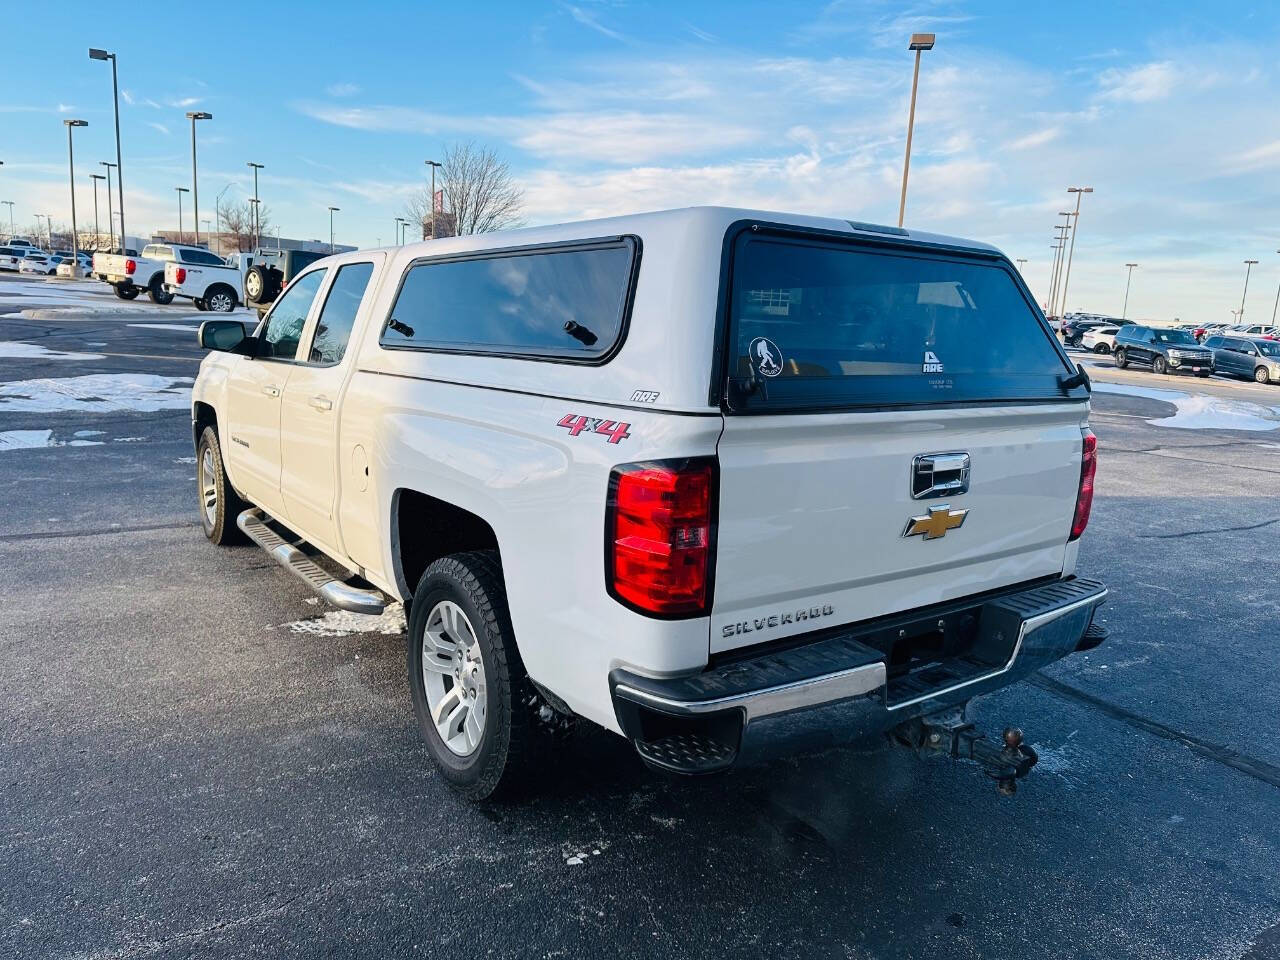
[306,262,375,365]
[258,270,327,360]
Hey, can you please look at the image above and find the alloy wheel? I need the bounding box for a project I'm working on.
[421,600,488,756]
[199,445,218,527]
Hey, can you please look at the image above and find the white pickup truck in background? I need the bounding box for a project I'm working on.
[163,252,248,313]
[96,243,225,304]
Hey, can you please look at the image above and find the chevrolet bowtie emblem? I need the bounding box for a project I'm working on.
[903,505,969,540]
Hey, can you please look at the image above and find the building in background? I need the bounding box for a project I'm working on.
[150,231,356,259]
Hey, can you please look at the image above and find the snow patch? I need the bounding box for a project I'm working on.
[0,374,193,413]
[283,602,406,637]
[0,341,105,361]
[0,430,53,451]
[1093,381,1280,431]
[126,323,201,333]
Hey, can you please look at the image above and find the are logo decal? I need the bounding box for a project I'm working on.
[630,389,660,403]
[922,350,944,374]
[557,414,632,444]
[749,337,784,378]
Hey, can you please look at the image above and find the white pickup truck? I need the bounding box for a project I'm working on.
[97,243,224,304]
[191,206,1107,801]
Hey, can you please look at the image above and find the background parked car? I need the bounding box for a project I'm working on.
[1081,325,1120,353]
[19,252,56,275]
[1114,324,1214,376]
[1206,335,1280,384]
[1228,323,1279,340]
[1194,322,1231,342]
[0,246,29,271]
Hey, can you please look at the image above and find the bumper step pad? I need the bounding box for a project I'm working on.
[237,510,386,615]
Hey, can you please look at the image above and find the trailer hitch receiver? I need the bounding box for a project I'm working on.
[890,707,1039,796]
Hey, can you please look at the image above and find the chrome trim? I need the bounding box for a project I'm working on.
[911,451,971,500]
[887,588,1107,710]
[614,661,887,722]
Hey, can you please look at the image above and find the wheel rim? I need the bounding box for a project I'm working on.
[1257,369,1268,383]
[421,600,487,756]
[199,445,218,527]
[210,292,233,312]
[246,274,261,298]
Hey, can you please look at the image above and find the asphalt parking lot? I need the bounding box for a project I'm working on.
[2,273,1280,959]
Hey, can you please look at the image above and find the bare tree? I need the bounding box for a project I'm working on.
[218,200,273,252]
[405,141,524,239]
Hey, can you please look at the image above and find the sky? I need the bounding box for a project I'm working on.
[3,0,1280,325]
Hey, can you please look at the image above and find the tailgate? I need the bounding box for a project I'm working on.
[710,226,1089,654]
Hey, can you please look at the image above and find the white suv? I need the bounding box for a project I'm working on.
[191,207,1107,800]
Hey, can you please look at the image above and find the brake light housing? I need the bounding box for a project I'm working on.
[606,458,717,618]
[1069,430,1097,541]
[125,258,136,275]
[175,267,187,284]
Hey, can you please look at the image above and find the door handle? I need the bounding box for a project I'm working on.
[309,395,333,411]
[261,384,280,397]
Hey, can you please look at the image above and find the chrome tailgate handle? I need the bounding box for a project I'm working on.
[912,452,971,500]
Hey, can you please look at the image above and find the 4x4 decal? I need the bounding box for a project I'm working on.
[556,414,631,444]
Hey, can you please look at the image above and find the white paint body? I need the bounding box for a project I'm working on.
[99,243,212,294]
[192,207,1089,737]
[163,255,250,306]
[1081,326,1119,352]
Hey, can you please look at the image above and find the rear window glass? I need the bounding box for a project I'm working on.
[380,238,636,360]
[726,234,1075,409]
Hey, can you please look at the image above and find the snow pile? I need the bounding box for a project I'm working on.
[283,602,406,637]
[0,342,105,360]
[0,374,193,413]
[1092,382,1280,431]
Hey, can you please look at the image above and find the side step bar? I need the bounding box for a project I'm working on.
[236,509,386,615]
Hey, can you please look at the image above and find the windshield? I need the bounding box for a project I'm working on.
[1155,329,1197,344]
[1257,341,1280,357]
[727,233,1075,409]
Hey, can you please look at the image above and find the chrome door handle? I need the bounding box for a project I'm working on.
[309,395,333,411]
[261,384,280,397]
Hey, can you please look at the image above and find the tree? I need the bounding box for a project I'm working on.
[405,141,524,240]
[218,200,273,252]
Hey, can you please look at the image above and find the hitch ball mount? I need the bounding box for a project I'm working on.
[890,707,1039,796]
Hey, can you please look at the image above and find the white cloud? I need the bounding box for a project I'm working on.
[563,3,625,41]
[1221,139,1280,174]
[1006,127,1060,151]
[1097,61,1177,103]
[57,103,74,113]
[121,89,135,105]
[326,83,361,97]
[146,122,171,136]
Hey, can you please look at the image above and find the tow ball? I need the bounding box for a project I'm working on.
[890,707,1039,796]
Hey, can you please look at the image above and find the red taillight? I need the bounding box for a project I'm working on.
[125,258,136,275]
[1069,430,1097,541]
[607,459,716,617]
[175,267,187,284]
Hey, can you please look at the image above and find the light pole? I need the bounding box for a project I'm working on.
[175,187,189,242]
[36,214,50,251]
[394,217,405,245]
[1050,218,1072,317]
[896,33,935,228]
[425,159,442,239]
[1122,263,1138,320]
[1047,242,1063,311]
[1016,258,1027,274]
[185,111,212,246]
[1271,251,1280,326]
[328,206,339,253]
[63,119,88,276]
[1059,186,1093,317]
[2,201,14,238]
[247,162,264,247]
[1240,259,1258,325]
[88,49,126,253]
[100,161,117,250]
[88,173,105,247]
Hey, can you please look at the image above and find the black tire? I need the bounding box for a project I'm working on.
[1257,366,1271,384]
[1114,348,1128,369]
[206,285,237,313]
[196,426,247,545]
[194,298,208,312]
[407,551,536,801]
[244,264,269,302]
[114,283,139,300]
[1197,371,1211,378]
[147,275,174,305]
[1152,356,1167,375]
[1093,343,1110,354]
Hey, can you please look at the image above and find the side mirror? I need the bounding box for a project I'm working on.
[199,319,248,352]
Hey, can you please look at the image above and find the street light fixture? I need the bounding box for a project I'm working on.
[1240,259,1259,325]
[175,187,189,241]
[88,48,126,253]
[1271,250,1280,326]
[328,206,340,253]
[1059,186,1093,317]
[1050,216,1072,318]
[247,162,264,247]
[88,173,105,248]
[63,119,88,278]
[1016,258,1027,274]
[100,162,117,251]
[1122,263,1138,320]
[394,216,406,245]
[897,33,935,229]
[425,159,443,239]
[185,111,212,246]
[2,201,14,238]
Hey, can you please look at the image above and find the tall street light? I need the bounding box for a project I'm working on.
[1271,251,1280,326]
[394,216,406,245]
[1047,243,1063,311]
[36,214,50,250]
[1122,263,1138,320]
[185,111,212,246]
[175,187,189,241]
[897,33,935,228]
[89,173,105,247]
[425,159,442,239]
[100,161,117,251]
[1050,218,1072,317]
[328,206,340,253]
[1016,258,1027,274]
[247,162,264,247]
[88,49,126,252]
[1059,186,1093,317]
[2,201,14,238]
[1240,259,1258,325]
[64,119,88,277]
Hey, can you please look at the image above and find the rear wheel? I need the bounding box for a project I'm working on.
[206,285,237,313]
[194,298,208,311]
[147,276,174,305]
[1093,343,1110,354]
[1152,356,1168,375]
[1256,366,1271,384]
[407,551,537,801]
[114,284,139,300]
[1114,348,1128,369]
[196,426,247,546]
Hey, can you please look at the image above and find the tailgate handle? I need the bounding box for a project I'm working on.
[912,452,971,500]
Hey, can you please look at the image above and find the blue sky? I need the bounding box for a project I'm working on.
[4,0,1280,323]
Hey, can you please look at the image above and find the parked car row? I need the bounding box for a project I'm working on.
[1060,316,1133,346]
[1113,325,1215,377]
[1203,335,1280,384]
[1192,322,1278,342]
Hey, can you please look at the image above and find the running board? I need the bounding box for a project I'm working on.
[236,509,386,615]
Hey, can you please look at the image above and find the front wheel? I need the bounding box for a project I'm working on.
[1257,366,1272,384]
[1093,343,1110,354]
[1114,348,1128,369]
[196,426,247,545]
[1152,356,1168,375]
[408,551,537,801]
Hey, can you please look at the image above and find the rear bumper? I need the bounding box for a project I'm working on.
[610,576,1107,773]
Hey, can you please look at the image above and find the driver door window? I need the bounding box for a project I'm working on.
[258,270,327,360]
